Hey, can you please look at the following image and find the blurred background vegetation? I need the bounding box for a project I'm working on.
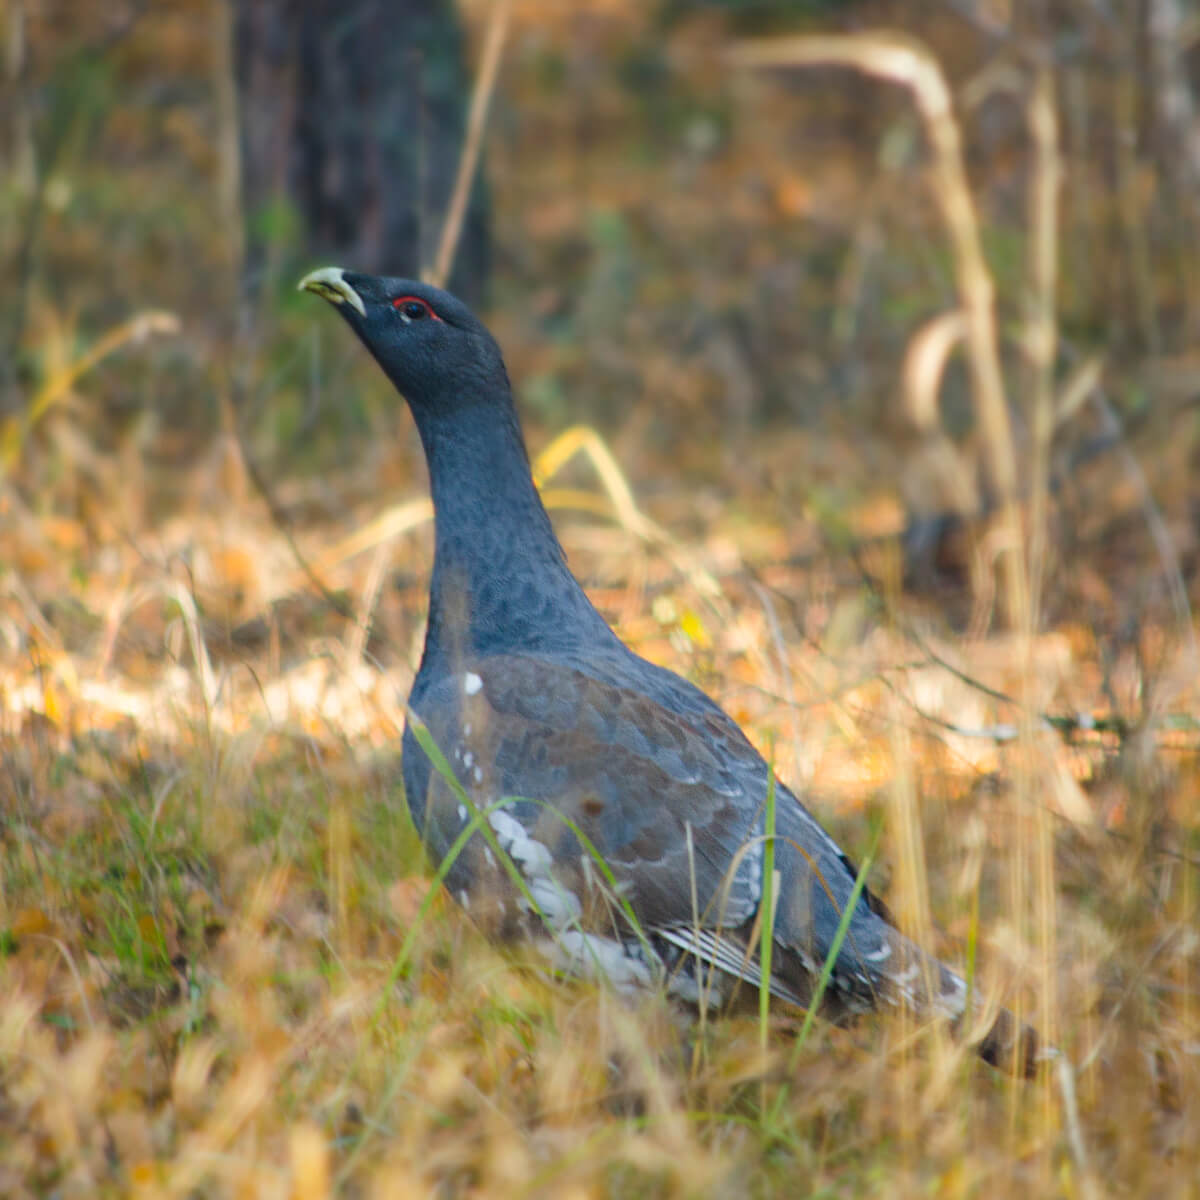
[2,1,1199,1196]
[4,1,1199,620]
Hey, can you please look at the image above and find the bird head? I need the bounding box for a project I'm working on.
[298,267,507,409]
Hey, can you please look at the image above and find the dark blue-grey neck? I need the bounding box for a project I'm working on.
[408,385,619,680]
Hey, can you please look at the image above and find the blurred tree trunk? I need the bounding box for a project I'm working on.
[0,0,34,414]
[1147,0,1200,330]
[232,0,490,308]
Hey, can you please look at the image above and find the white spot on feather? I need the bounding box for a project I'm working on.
[935,972,968,1018]
[523,879,582,924]
[457,804,468,823]
[545,931,654,991]
[488,806,581,926]
[463,751,474,769]
[473,766,483,783]
[463,672,483,696]
[667,966,726,1009]
[742,836,765,908]
[489,809,552,872]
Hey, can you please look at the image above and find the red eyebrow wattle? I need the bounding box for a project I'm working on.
[392,295,442,320]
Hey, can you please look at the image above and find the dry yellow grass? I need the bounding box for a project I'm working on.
[4,5,1200,1196]
[2,430,1197,1195]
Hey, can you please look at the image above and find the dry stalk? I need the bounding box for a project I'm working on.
[297,423,729,635]
[731,34,1030,634]
[1025,65,1061,632]
[1023,61,1062,1106]
[162,578,219,717]
[886,706,936,1008]
[732,31,1068,1158]
[293,497,433,589]
[211,0,243,277]
[532,424,730,620]
[1113,36,1161,354]
[1,310,180,468]
[902,310,968,435]
[429,0,512,289]
[749,581,805,794]
[345,538,395,667]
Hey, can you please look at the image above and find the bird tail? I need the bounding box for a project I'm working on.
[863,924,1043,1077]
[969,1003,1044,1077]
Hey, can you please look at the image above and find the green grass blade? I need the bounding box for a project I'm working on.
[788,816,883,1070]
[386,714,657,1003]
[759,752,778,1083]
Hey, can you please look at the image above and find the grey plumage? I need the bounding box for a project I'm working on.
[299,267,1040,1076]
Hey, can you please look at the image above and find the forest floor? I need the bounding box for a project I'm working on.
[3,2,1200,1196]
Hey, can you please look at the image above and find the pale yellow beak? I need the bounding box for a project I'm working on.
[297,266,366,317]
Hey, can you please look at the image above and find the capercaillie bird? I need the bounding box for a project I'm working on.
[299,266,1040,1075]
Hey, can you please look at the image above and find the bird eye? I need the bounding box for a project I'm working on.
[393,296,432,322]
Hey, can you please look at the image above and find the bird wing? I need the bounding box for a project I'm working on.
[402,652,898,1008]
[405,653,762,928]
